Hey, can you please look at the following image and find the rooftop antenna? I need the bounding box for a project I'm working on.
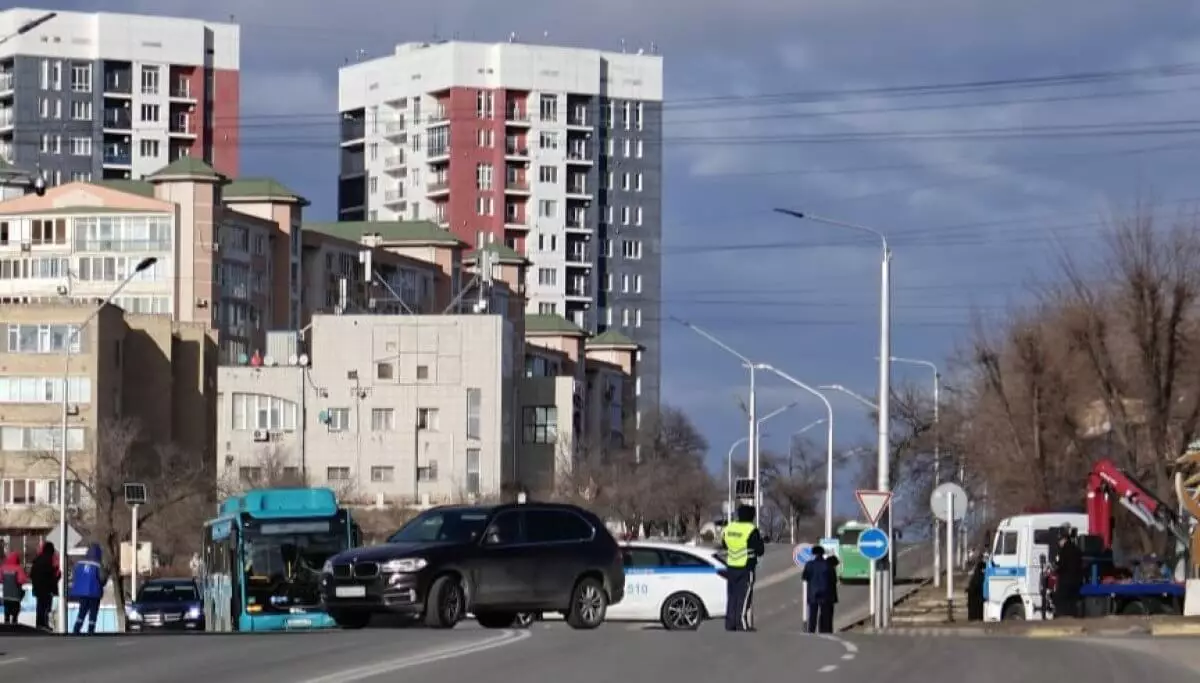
[620,39,627,53]
[543,30,550,41]
[508,31,517,43]
[650,42,658,54]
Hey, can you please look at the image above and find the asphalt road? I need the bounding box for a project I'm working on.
[13,542,1186,682]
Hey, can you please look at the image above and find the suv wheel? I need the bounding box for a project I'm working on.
[565,577,608,630]
[330,610,371,630]
[424,575,465,629]
[475,611,518,629]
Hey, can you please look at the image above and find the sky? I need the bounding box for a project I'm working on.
[30,0,1200,519]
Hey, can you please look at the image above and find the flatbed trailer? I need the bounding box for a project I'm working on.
[1079,581,1186,616]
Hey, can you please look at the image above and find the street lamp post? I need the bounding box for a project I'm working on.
[789,418,827,544]
[750,364,836,540]
[777,208,893,628]
[673,318,763,526]
[890,356,941,587]
[56,256,158,633]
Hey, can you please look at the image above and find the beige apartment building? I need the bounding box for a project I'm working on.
[0,301,216,553]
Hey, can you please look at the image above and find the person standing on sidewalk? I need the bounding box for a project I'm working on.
[721,505,765,632]
[69,543,108,634]
[1053,527,1083,618]
[29,541,59,631]
[1,551,29,625]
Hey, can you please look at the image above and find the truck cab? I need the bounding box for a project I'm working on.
[984,512,1087,622]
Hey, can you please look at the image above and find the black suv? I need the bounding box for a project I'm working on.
[320,502,624,630]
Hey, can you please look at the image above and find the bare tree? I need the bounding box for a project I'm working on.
[217,445,309,498]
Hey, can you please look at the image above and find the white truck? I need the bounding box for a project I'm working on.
[983,512,1086,622]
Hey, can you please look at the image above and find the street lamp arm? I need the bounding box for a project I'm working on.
[773,208,890,254]
[819,384,880,411]
[670,316,754,367]
[887,356,938,374]
[756,399,801,425]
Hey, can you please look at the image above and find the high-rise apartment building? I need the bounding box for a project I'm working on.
[337,40,663,410]
[0,8,239,186]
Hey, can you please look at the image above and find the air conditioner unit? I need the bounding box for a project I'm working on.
[20,242,31,252]
[252,429,269,442]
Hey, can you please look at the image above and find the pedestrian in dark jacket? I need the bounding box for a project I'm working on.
[1053,529,1084,619]
[967,552,986,621]
[802,546,836,634]
[69,543,107,634]
[1,551,29,625]
[29,541,59,631]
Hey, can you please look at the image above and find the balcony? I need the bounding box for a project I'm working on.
[566,183,592,199]
[567,109,589,129]
[383,155,405,171]
[566,283,591,298]
[103,74,132,96]
[565,218,590,233]
[103,149,132,166]
[169,116,196,137]
[504,178,530,194]
[0,72,11,92]
[566,149,593,165]
[427,111,450,126]
[0,107,12,129]
[170,82,196,101]
[504,143,529,159]
[383,121,406,137]
[427,146,450,164]
[427,180,450,196]
[505,109,532,125]
[384,189,405,205]
[566,248,591,266]
[102,110,132,130]
[504,215,529,230]
[340,118,365,145]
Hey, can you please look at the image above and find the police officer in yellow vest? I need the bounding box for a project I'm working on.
[721,505,766,631]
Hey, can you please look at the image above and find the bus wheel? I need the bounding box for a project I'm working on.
[330,610,371,630]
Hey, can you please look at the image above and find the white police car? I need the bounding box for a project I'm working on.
[607,541,728,630]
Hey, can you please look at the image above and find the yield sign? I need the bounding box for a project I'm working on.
[855,489,893,526]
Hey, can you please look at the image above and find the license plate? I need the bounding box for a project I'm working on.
[335,586,366,598]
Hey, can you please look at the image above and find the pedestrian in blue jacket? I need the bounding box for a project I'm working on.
[69,543,108,634]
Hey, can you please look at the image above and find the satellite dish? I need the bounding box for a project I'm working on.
[288,354,298,366]
[237,353,249,364]
[263,355,276,366]
[32,174,45,196]
[298,354,309,366]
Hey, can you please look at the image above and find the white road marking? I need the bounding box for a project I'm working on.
[819,665,838,673]
[842,653,855,661]
[297,629,532,683]
[0,658,29,667]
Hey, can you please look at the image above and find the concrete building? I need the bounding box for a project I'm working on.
[0,158,301,363]
[0,301,216,553]
[337,40,662,412]
[0,8,240,185]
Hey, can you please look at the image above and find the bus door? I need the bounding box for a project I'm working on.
[203,520,240,632]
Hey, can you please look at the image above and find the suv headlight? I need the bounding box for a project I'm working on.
[126,608,142,622]
[381,558,427,573]
[186,606,202,620]
[322,558,334,574]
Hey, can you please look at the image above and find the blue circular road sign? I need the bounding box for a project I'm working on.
[793,543,814,567]
[857,527,889,561]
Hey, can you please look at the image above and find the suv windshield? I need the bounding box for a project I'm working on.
[387,508,492,544]
[138,583,197,602]
[243,518,347,612]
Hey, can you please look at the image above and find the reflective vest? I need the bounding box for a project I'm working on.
[723,521,757,568]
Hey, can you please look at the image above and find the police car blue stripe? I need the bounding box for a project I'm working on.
[625,566,719,575]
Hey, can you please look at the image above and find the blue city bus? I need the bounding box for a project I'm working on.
[201,487,361,632]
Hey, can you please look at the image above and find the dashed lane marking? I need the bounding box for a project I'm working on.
[819,665,838,673]
[298,629,532,683]
[0,658,29,667]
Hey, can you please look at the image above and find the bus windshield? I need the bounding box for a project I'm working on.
[242,518,346,612]
[838,527,864,546]
[387,508,492,544]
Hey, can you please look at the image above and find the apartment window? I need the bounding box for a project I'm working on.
[621,206,631,225]
[70,171,91,183]
[622,139,632,157]
[537,267,557,286]
[140,65,160,95]
[417,407,439,431]
[476,163,493,190]
[417,460,438,482]
[0,426,85,452]
[39,134,60,154]
[538,200,557,218]
[371,408,395,431]
[376,362,394,380]
[368,176,378,194]
[238,467,262,486]
[230,393,299,431]
[70,100,92,120]
[1,479,37,506]
[538,131,559,150]
[538,166,558,183]
[139,139,159,158]
[605,138,614,156]
[622,102,631,129]
[621,173,630,191]
[539,94,558,122]
[635,102,644,130]
[70,63,91,93]
[69,136,91,156]
[635,308,643,327]
[634,206,643,225]
[622,308,630,326]
[0,376,91,404]
[635,139,644,158]
[47,480,83,506]
[326,407,350,431]
[49,60,62,90]
[140,104,159,122]
[371,466,395,482]
[476,196,493,216]
[522,406,558,444]
[622,240,643,260]
[466,388,482,440]
[326,467,350,482]
[621,274,630,292]
[476,90,494,117]
[635,173,643,191]
[538,302,557,315]
[465,449,481,495]
[6,324,80,354]
[634,274,643,293]
[416,364,430,380]
[605,273,613,292]
[476,129,494,147]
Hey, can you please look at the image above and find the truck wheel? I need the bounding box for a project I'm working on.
[1001,601,1025,621]
[1120,600,1150,616]
[424,575,465,629]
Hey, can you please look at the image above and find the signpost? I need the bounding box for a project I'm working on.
[124,483,146,599]
[857,527,889,561]
[819,536,839,559]
[856,490,893,625]
[793,543,814,567]
[931,482,969,621]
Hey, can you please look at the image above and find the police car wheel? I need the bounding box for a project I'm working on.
[660,592,704,631]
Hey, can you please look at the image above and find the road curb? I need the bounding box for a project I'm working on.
[1149,622,1200,636]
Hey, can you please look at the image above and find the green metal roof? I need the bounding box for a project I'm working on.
[464,242,527,265]
[147,157,224,182]
[587,329,640,348]
[525,314,586,337]
[224,178,307,204]
[95,179,156,199]
[304,220,462,245]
